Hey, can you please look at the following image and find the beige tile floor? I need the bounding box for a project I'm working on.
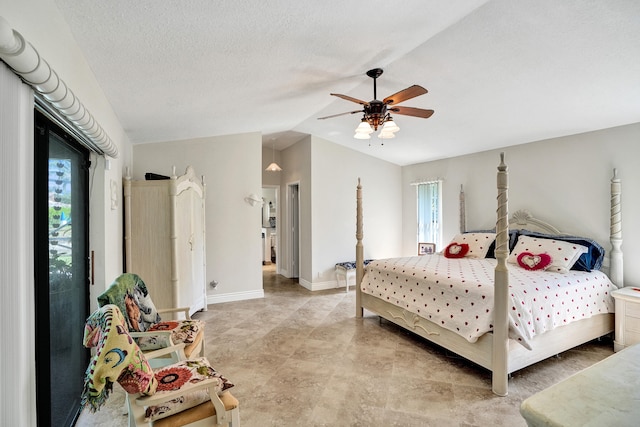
[77,264,614,426]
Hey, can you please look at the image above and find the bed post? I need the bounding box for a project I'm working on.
[460,184,466,233]
[609,169,623,287]
[356,178,364,317]
[492,153,509,396]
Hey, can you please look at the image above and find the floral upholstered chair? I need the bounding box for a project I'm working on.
[81,304,239,426]
[98,273,205,358]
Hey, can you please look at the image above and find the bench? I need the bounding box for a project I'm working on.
[520,343,640,426]
[335,259,373,292]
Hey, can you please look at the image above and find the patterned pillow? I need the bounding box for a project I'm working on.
[444,242,469,258]
[137,320,205,351]
[508,235,588,273]
[516,252,552,271]
[450,233,496,258]
[144,357,234,422]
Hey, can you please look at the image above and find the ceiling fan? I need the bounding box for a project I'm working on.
[318,68,434,140]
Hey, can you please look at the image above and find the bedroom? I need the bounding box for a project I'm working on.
[2,0,640,425]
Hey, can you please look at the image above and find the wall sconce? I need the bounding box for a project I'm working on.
[244,193,263,207]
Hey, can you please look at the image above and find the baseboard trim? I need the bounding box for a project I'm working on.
[207,289,264,305]
[298,278,342,292]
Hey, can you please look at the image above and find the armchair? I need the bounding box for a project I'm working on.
[81,304,239,427]
[98,273,205,358]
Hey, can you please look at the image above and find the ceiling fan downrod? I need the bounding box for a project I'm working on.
[366,68,384,100]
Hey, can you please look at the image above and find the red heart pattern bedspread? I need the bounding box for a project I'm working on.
[360,255,617,349]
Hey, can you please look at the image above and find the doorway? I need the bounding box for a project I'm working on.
[287,182,300,279]
[34,109,90,426]
[261,186,279,270]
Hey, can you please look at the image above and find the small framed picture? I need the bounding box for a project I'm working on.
[418,242,436,255]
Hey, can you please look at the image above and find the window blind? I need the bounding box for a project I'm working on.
[0,16,118,158]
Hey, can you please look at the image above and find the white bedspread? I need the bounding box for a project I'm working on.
[360,255,617,349]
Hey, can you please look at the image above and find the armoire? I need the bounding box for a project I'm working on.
[123,165,207,315]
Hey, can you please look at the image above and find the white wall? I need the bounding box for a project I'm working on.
[307,136,402,290]
[402,123,640,286]
[278,136,312,280]
[131,133,264,303]
[270,135,402,290]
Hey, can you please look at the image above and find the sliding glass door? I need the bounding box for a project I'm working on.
[34,109,90,426]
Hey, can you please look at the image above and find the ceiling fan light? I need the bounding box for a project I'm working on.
[355,120,374,134]
[266,141,282,171]
[382,119,400,133]
[354,132,371,140]
[378,130,396,139]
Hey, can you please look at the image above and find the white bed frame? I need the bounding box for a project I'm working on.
[355,153,623,396]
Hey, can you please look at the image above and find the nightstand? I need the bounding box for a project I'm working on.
[612,286,640,352]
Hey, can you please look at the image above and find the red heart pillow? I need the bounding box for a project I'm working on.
[517,252,552,270]
[444,242,469,258]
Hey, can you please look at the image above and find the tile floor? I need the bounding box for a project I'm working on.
[76,264,614,426]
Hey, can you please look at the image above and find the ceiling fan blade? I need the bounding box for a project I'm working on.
[317,110,363,120]
[383,85,428,105]
[389,106,434,119]
[330,93,369,105]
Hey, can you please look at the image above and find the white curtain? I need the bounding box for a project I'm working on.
[417,181,442,249]
[0,62,36,427]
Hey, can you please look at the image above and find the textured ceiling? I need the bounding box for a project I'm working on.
[53,0,640,165]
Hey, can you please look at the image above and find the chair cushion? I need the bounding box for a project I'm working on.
[143,358,234,422]
[98,273,161,332]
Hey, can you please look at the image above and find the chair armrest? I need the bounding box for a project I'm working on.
[129,330,173,339]
[129,330,175,353]
[157,306,192,320]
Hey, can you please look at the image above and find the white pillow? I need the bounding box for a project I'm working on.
[508,235,588,273]
[450,233,496,259]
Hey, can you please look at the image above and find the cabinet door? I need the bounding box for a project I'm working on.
[128,183,172,308]
[175,187,206,314]
[190,190,206,312]
[175,189,193,311]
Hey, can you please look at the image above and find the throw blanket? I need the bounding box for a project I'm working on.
[81,304,157,412]
[98,273,161,332]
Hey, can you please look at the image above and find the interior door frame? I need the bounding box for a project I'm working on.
[286,181,300,279]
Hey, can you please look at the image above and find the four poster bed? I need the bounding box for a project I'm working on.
[354,153,623,396]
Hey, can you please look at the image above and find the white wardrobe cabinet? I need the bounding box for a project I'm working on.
[124,166,207,315]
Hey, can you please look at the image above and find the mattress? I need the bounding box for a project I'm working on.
[361,254,617,349]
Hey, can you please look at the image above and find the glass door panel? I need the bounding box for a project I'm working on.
[34,110,90,426]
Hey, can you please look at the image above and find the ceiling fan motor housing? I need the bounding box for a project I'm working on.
[365,100,387,130]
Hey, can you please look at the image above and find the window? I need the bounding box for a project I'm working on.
[417,180,442,250]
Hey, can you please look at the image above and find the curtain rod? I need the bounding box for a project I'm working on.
[0,16,118,158]
[410,178,443,186]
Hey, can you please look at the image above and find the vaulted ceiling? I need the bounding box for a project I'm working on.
[54,0,640,165]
